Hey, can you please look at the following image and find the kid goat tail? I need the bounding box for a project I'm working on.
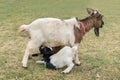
[18,24,28,32]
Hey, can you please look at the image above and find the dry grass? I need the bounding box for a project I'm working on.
[0,0,120,80]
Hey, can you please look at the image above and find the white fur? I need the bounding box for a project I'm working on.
[37,46,77,74]
[19,17,81,67]
[94,10,97,14]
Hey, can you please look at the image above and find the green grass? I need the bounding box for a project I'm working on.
[0,0,120,80]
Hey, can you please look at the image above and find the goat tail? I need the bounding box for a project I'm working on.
[18,24,28,32]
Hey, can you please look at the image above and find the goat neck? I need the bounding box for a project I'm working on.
[79,16,95,33]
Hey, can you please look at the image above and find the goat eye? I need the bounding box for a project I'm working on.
[97,16,102,19]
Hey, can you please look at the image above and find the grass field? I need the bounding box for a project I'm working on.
[0,0,120,80]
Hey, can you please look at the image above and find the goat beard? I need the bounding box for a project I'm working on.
[94,28,99,36]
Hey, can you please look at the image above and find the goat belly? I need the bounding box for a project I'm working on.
[44,40,68,47]
[43,29,75,47]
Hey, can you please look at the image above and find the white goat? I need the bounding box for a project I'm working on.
[19,17,80,68]
[36,46,77,74]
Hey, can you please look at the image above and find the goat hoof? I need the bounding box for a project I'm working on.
[75,63,81,66]
[61,71,66,74]
[61,71,69,74]
[32,53,39,57]
[22,66,28,69]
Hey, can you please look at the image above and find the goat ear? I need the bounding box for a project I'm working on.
[87,8,100,17]
[87,8,94,15]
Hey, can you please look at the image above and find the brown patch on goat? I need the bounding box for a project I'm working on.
[52,46,64,53]
[74,9,104,43]
[74,26,83,43]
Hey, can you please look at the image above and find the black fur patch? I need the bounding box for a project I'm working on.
[32,53,39,57]
[94,28,99,36]
[39,46,56,70]
[46,62,56,70]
